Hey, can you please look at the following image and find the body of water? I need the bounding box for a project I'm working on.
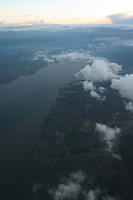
[0,60,83,198]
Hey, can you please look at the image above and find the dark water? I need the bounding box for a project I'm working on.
[0,60,83,198]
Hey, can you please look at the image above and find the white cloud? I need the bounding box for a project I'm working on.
[126,101,133,113]
[32,51,55,63]
[90,90,102,100]
[111,74,133,113]
[52,50,92,62]
[70,171,86,184]
[51,181,81,200]
[82,81,96,91]
[82,81,106,101]
[49,171,85,200]
[111,74,133,102]
[33,50,92,64]
[76,59,121,82]
[95,123,121,152]
[49,171,120,200]
[108,13,133,24]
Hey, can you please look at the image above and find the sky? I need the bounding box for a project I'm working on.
[0,0,133,25]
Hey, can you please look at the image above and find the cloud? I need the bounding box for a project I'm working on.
[76,56,121,102]
[51,181,81,200]
[49,171,120,200]
[82,81,106,101]
[90,37,133,50]
[49,171,85,200]
[111,74,133,101]
[52,51,91,62]
[87,190,119,200]
[70,171,86,184]
[98,87,106,94]
[116,40,133,47]
[126,102,133,113]
[76,59,121,82]
[90,90,104,101]
[108,12,133,24]
[87,189,100,200]
[33,50,92,64]
[111,74,133,113]
[95,123,121,152]
[33,51,55,63]
[82,81,96,91]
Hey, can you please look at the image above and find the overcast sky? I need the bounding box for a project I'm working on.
[0,0,133,25]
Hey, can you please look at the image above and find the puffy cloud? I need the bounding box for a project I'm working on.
[49,171,120,200]
[82,81,96,91]
[108,12,133,24]
[111,74,133,102]
[95,123,121,152]
[90,90,103,101]
[70,171,86,184]
[126,101,133,113]
[76,59,121,82]
[49,171,85,200]
[82,81,106,101]
[78,57,121,101]
[111,74,133,113]
[51,181,81,200]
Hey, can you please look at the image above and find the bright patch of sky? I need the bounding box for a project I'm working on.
[0,0,133,24]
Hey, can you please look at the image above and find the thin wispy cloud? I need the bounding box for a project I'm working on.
[33,50,92,63]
